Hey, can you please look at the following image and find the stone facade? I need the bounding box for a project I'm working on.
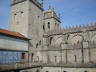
[10,0,43,48]
[43,26,96,65]
[9,0,96,72]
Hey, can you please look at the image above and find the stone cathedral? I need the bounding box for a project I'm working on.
[4,0,96,72]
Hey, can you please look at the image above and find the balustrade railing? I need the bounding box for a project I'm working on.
[1,61,96,71]
[0,62,43,71]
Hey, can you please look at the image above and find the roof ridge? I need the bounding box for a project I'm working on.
[0,28,30,40]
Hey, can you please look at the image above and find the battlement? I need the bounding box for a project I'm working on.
[44,7,61,23]
[11,0,43,11]
[44,22,96,36]
[11,0,27,5]
[30,0,43,11]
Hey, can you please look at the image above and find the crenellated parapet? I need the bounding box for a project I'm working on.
[11,0,43,10]
[11,0,27,5]
[43,22,96,36]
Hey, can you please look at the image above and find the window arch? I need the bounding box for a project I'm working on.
[70,35,83,45]
[53,37,63,46]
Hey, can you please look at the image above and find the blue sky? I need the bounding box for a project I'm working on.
[0,0,96,29]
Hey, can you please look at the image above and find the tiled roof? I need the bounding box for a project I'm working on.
[0,28,30,40]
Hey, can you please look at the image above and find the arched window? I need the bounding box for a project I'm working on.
[84,71,88,72]
[39,40,41,45]
[48,22,50,29]
[43,24,45,31]
[36,69,40,72]
[50,37,53,44]
[36,43,38,48]
[31,53,34,62]
[14,13,17,16]
[21,53,26,59]
[55,56,57,62]
[21,11,24,14]
[74,55,77,62]
[38,16,40,18]
[70,35,83,45]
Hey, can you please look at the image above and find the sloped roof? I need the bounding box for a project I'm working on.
[0,28,30,40]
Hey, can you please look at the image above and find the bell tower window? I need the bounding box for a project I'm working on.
[55,56,57,62]
[48,22,50,29]
[14,13,17,16]
[21,11,24,14]
[74,55,77,62]
[43,24,45,31]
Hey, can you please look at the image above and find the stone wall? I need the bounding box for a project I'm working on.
[41,67,96,72]
[42,28,96,66]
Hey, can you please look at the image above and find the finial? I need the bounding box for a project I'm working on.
[48,5,54,11]
[59,13,61,18]
[48,5,52,10]
[69,25,71,29]
[75,25,78,28]
[86,23,89,27]
[79,24,82,27]
[95,22,96,25]
[41,0,44,6]
[65,25,68,29]
[71,25,73,28]
[52,7,54,11]
[83,24,85,27]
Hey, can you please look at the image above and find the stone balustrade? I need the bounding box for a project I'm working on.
[0,62,42,71]
[1,61,96,71]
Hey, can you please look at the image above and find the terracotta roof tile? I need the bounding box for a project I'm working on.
[0,28,30,40]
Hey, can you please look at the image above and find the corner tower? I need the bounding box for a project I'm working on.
[10,0,43,48]
[43,6,61,32]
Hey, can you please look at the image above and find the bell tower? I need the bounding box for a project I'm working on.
[43,6,61,32]
[10,0,44,48]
